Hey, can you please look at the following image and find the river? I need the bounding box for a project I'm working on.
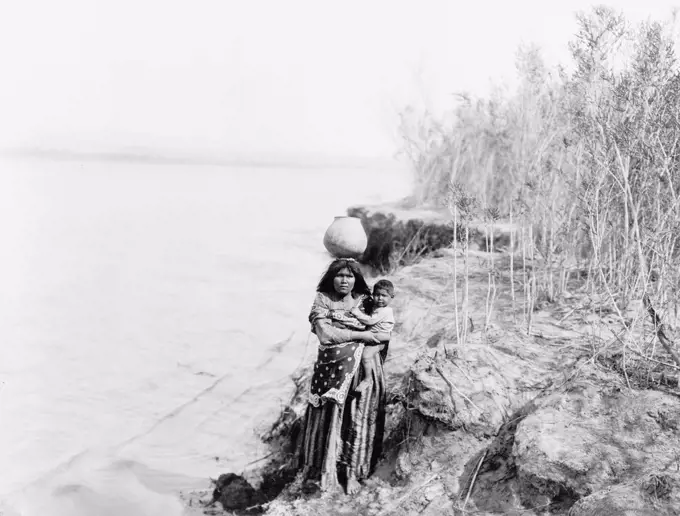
[0,155,411,515]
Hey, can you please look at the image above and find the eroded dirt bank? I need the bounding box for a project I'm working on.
[183,207,680,516]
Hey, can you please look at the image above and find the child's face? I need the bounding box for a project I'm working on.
[373,288,392,308]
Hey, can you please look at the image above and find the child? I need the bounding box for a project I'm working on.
[350,279,395,392]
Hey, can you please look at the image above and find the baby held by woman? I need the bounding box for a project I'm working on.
[326,279,395,392]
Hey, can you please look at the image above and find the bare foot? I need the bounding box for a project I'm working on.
[346,476,361,495]
[355,380,370,393]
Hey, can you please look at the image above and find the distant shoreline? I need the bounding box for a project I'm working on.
[0,147,402,170]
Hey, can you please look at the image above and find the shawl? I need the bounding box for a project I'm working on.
[308,295,366,407]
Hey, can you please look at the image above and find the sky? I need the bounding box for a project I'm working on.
[0,0,678,160]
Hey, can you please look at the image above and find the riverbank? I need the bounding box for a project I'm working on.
[182,204,680,515]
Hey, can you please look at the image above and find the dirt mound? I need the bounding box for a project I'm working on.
[517,369,680,514]
[457,361,680,515]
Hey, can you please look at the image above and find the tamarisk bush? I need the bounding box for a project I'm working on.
[399,6,680,370]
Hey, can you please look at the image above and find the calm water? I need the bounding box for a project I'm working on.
[0,156,410,515]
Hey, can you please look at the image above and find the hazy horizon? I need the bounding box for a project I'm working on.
[0,144,405,168]
[1,0,678,161]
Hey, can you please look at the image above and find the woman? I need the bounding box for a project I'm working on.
[297,258,391,494]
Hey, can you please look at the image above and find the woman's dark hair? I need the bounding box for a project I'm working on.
[316,259,371,298]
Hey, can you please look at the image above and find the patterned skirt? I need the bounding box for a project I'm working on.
[297,349,387,491]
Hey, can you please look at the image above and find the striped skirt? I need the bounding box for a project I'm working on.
[297,350,387,491]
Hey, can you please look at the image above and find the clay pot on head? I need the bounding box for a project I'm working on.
[323,216,368,259]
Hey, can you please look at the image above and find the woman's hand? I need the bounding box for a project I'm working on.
[372,331,390,343]
[361,331,381,344]
[350,331,380,344]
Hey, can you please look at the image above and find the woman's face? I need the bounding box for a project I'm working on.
[333,268,355,296]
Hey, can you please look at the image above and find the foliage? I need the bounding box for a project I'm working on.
[397,6,680,320]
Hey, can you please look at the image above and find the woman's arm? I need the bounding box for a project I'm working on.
[309,293,376,345]
[308,293,332,327]
[314,320,379,345]
[372,331,391,343]
[362,332,390,347]
[313,319,355,345]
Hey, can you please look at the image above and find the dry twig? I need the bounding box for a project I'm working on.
[435,364,483,414]
[643,294,680,370]
[463,451,487,509]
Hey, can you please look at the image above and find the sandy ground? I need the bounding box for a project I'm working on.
[180,244,680,515]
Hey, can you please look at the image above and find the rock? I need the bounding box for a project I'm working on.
[211,473,257,512]
[429,460,442,472]
[512,371,680,504]
[465,365,680,514]
[395,451,413,480]
[423,482,444,501]
[569,474,680,515]
[407,332,560,436]
[456,358,680,514]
